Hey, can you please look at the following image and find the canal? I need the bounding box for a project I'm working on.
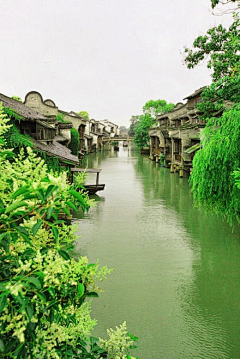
[73,144,240,359]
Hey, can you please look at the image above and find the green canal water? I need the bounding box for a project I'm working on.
[73,144,240,359]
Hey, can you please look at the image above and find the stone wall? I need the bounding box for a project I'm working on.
[24,92,58,118]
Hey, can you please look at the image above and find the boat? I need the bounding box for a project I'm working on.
[70,168,105,195]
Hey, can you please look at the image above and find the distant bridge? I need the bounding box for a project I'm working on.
[102,136,134,142]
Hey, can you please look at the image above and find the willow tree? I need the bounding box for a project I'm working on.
[190,104,240,223]
[184,7,240,222]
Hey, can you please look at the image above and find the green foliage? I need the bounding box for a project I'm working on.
[0,109,109,357]
[11,96,23,103]
[131,99,174,148]
[128,116,140,136]
[184,8,240,223]
[37,151,62,173]
[2,107,33,151]
[143,99,174,118]
[190,104,240,223]
[211,0,239,9]
[68,128,80,156]
[74,171,87,187]
[184,14,240,81]
[3,122,33,150]
[77,111,90,121]
[4,107,22,123]
[133,113,153,148]
[197,75,240,118]
[56,113,68,123]
[99,322,138,359]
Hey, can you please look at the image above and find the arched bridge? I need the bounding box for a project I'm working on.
[102,136,134,142]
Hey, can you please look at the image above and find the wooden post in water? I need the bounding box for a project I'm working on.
[170,163,174,173]
[179,164,184,178]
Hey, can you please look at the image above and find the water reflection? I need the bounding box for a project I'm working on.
[135,155,240,358]
[74,146,240,358]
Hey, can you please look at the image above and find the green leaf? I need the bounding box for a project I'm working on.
[90,336,99,346]
[0,339,4,353]
[45,185,56,198]
[23,248,36,257]
[62,207,71,216]
[0,293,8,312]
[11,232,18,241]
[5,201,27,214]
[23,194,37,200]
[69,189,85,205]
[14,293,25,306]
[26,303,34,321]
[0,283,6,291]
[24,277,42,290]
[48,287,55,298]
[9,210,26,219]
[19,232,32,246]
[58,250,71,261]
[66,201,77,211]
[16,226,28,236]
[49,308,54,323]
[3,339,18,354]
[37,189,45,202]
[12,186,29,199]
[51,226,58,240]
[85,291,99,298]
[87,263,96,268]
[77,283,85,298]
[32,219,42,236]
[36,292,46,302]
[34,271,45,279]
[0,232,8,242]
[47,207,54,219]
[13,343,24,357]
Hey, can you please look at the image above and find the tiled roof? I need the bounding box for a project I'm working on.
[183,87,205,100]
[36,120,56,129]
[31,138,79,165]
[0,93,48,121]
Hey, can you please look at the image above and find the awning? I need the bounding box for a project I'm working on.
[184,143,201,154]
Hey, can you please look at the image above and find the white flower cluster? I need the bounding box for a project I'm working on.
[99,321,137,359]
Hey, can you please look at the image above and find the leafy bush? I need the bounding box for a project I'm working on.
[99,322,138,359]
[68,128,80,156]
[0,104,110,357]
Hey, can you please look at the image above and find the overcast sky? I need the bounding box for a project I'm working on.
[0,0,233,127]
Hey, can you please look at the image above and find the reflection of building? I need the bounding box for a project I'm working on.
[149,87,206,173]
[0,93,79,167]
